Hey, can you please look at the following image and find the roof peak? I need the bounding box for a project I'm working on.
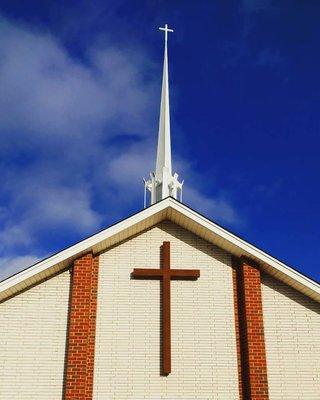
[1,196,319,304]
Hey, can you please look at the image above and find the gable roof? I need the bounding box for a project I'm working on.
[0,197,319,303]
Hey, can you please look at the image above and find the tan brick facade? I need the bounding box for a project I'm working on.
[1,219,320,399]
[93,221,239,399]
[0,270,70,399]
[232,261,244,400]
[262,274,320,399]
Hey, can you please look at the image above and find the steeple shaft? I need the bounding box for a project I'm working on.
[156,39,172,178]
[144,24,183,207]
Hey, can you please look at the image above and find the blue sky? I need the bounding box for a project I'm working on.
[0,0,319,282]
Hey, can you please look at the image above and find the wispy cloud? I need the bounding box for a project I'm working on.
[0,255,41,281]
[185,187,241,225]
[242,0,276,14]
[221,1,285,71]
[0,15,240,280]
[255,48,285,68]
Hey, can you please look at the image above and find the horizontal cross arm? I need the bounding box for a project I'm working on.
[170,269,200,280]
[159,27,174,32]
[131,268,163,279]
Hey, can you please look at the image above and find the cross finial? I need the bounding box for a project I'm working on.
[159,24,174,42]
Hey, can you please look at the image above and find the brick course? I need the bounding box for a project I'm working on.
[262,273,320,399]
[233,256,269,400]
[0,271,70,399]
[64,253,99,400]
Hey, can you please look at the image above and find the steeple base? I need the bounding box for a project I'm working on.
[144,170,183,207]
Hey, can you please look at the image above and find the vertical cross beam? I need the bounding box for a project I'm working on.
[162,241,171,374]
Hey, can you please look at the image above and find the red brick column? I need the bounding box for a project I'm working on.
[232,256,269,400]
[64,253,99,400]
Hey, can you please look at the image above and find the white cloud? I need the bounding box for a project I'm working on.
[0,255,41,281]
[107,141,154,186]
[0,15,241,281]
[0,18,156,141]
[185,187,241,225]
[0,16,157,255]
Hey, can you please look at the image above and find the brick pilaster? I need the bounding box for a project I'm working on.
[232,256,269,400]
[64,253,99,400]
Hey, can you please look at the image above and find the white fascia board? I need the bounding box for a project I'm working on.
[0,199,171,296]
[170,200,320,299]
[0,196,319,302]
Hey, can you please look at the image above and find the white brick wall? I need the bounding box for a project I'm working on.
[0,270,70,399]
[93,221,239,400]
[262,274,320,400]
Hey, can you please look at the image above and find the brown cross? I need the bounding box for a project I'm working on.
[131,241,200,375]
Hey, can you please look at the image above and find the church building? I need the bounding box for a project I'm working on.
[1,25,319,400]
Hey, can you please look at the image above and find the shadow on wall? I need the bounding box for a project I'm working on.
[262,272,320,316]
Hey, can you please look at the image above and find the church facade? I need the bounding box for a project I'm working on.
[0,25,319,400]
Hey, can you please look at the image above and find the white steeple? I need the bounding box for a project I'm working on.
[144,24,183,207]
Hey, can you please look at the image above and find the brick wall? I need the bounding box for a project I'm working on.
[233,257,269,400]
[2,220,319,400]
[64,252,99,400]
[0,270,70,399]
[262,274,320,399]
[93,221,239,399]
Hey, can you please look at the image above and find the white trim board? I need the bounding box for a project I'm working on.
[0,197,319,303]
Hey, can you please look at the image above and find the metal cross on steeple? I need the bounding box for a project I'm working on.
[144,25,183,207]
[159,24,173,42]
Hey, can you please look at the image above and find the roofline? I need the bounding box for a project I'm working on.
[177,200,319,286]
[0,197,164,285]
[0,198,173,296]
[0,197,319,302]
[175,200,320,288]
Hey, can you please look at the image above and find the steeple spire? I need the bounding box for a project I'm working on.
[156,24,172,179]
[144,24,183,207]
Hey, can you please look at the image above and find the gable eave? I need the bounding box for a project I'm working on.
[0,199,170,301]
[167,201,320,302]
[1,197,319,303]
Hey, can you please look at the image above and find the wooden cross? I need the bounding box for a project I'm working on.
[131,241,200,375]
